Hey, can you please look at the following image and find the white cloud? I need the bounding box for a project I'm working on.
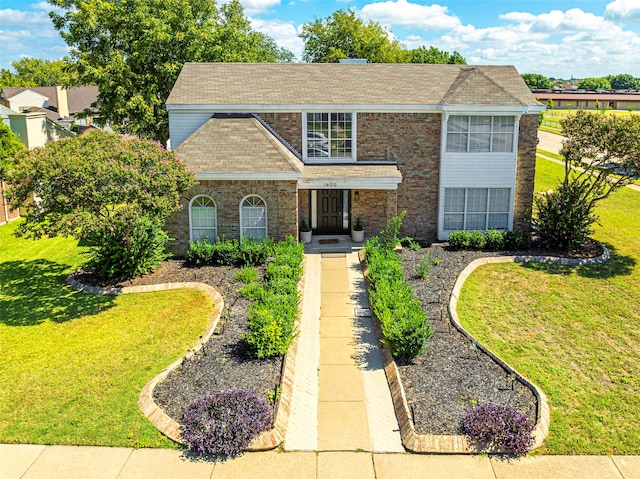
[360,0,462,30]
[605,0,640,22]
[250,17,304,59]
[0,7,51,26]
[239,0,281,14]
[501,8,609,34]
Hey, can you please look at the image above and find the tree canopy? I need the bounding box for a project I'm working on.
[521,73,552,90]
[607,73,640,90]
[577,77,612,90]
[0,122,26,181]
[0,58,68,90]
[300,8,465,64]
[7,130,195,278]
[48,0,292,144]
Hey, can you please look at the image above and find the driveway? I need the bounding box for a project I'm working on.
[538,130,564,155]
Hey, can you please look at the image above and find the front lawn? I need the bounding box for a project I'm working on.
[0,221,213,447]
[457,157,640,454]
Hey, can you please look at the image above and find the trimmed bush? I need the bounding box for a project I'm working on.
[187,237,240,266]
[469,230,486,249]
[504,229,530,250]
[484,229,505,250]
[448,230,471,250]
[181,389,271,458]
[234,267,260,284]
[238,282,268,301]
[238,237,273,266]
[461,403,534,457]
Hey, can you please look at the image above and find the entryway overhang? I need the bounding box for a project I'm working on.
[298,163,402,190]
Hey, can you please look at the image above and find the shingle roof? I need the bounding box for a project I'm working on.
[1,86,98,113]
[175,116,303,176]
[302,164,401,181]
[167,63,539,108]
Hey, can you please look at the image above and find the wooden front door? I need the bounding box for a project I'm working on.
[317,189,344,233]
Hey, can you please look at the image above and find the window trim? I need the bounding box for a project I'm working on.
[442,187,512,232]
[239,194,268,241]
[189,195,218,243]
[445,115,516,153]
[302,112,357,163]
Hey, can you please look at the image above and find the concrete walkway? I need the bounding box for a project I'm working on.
[3,235,640,478]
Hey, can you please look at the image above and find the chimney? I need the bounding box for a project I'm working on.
[55,86,69,117]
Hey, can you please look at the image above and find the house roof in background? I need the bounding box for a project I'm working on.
[1,86,98,113]
[167,63,540,109]
[176,116,303,177]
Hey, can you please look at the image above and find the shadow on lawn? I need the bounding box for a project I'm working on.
[521,242,636,279]
[0,259,115,327]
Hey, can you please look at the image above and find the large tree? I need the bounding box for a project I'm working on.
[0,58,68,90]
[7,130,196,279]
[577,77,611,90]
[534,111,640,250]
[409,46,466,64]
[607,73,640,90]
[521,73,552,90]
[49,0,292,144]
[300,9,405,63]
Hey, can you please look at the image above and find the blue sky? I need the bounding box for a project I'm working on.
[2,0,639,79]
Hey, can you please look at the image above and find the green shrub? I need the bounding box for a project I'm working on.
[364,242,404,286]
[415,252,438,278]
[469,230,486,249]
[448,231,471,250]
[188,236,241,266]
[234,267,260,284]
[244,294,298,358]
[484,230,505,250]
[238,282,268,301]
[239,237,273,266]
[268,277,298,296]
[187,239,215,266]
[504,229,530,250]
[377,298,430,360]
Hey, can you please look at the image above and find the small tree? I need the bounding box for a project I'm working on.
[7,130,195,279]
[0,122,25,182]
[534,111,640,250]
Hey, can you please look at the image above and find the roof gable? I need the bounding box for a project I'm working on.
[441,67,528,106]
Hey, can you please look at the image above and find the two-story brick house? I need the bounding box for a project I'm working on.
[164,62,543,256]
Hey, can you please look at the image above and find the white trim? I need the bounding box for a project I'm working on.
[239,194,268,241]
[311,191,318,229]
[196,172,301,181]
[188,195,217,243]
[298,177,401,190]
[167,104,544,114]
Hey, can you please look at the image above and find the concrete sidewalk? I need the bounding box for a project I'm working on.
[3,444,640,479]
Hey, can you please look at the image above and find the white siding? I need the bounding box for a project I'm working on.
[8,90,49,112]
[168,111,213,149]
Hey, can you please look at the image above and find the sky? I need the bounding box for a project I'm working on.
[1,0,639,79]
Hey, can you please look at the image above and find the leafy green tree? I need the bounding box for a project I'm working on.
[49,0,292,144]
[409,46,466,64]
[7,130,196,279]
[534,111,640,250]
[300,9,406,63]
[521,73,552,90]
[607,73,640,90]
[0,58,68,90]
[577,77,611,90]
[0,122,26,181]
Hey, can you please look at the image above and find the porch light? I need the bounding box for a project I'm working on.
[354,191,360,201]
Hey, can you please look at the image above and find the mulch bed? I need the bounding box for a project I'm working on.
[397,238,603,435]
[72,238,602,438]
[72,261,283,426]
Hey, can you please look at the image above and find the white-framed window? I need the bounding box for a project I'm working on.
[444,188,510,231]
[189,195,217,242]
[446,115,515,152]
[304,112,354,161]
[240,195,267,240]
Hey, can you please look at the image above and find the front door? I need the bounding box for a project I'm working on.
[317,189,345,234]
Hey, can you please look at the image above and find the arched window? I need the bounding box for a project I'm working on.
[240,195,267,240]
[189,195,217,242]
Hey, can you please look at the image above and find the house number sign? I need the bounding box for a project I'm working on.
[323,182,338,187]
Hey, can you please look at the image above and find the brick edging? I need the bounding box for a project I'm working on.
[66,262,307,451]
[358,244,610,454]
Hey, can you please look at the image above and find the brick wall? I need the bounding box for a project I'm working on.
[165,180,298,257]
[259,113,303,154]
[0,183,20,225]
[514,114,538,232]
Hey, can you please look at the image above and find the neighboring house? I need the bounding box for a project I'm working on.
[165,62,543,256]
[0,86,99,127]
[8,111,74,150]
[533,90,640,111]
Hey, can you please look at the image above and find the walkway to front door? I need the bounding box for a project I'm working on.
[283,246,403,452]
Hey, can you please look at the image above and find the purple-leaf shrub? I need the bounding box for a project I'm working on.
[181,389,271,458]
[461,403,534,457]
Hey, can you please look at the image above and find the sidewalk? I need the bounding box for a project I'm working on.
[3,236,640,478]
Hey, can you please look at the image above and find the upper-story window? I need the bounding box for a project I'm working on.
[304,112,354,161]
[446,115,515,153]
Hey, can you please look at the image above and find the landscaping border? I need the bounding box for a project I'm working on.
[66,257,307,451]
[359,244,610,454]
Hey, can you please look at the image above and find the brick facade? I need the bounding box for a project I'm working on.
[514,114,539,232]
[165,180,298,257]
[1,183,20,225]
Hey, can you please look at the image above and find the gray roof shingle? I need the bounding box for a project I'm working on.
[167,63,539,108]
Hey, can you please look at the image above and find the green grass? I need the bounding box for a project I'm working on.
[457,157,640,454]
[536,149,563,161]
[540,108,640,131]
[0,221,213,447]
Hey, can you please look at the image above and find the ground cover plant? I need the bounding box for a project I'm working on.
[456,156,640,454]
[0,220,213,447]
